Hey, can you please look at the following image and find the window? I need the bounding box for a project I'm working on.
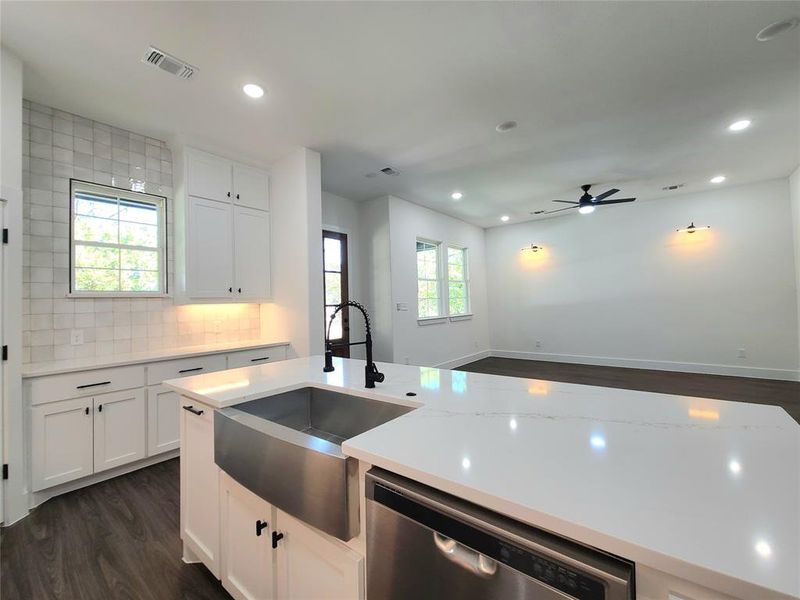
[322,230,350,356]
[70,181,166,295]
[416,239,441,318]
[447,246,470,315]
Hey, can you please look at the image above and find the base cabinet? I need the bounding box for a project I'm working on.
[93,389,146,473]
[275,509,364,600]
[147,384,181,456]
[181,400,221,577]
[220,473,275,600]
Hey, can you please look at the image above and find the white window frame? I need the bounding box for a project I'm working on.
[69,180,168,298]
[416,238,444,322]
[446,245,471,318]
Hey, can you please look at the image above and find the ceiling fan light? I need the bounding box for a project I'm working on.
[578,205,595,215]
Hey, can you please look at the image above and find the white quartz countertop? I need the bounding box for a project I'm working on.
[22,339,290,377]
[164,356,800,600]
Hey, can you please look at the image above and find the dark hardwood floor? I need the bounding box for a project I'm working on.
[461,357,800,425]
[1,459,229,600]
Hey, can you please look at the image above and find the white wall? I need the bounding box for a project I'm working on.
[360,196,394,362]
[1,46,27,524]
[387,196,490,368]
[486,179,799,379]
[321,191,366,359]
[262,147,323,357]
[791,166,800,367]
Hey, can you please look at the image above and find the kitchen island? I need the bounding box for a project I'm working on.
[165,355,800,600]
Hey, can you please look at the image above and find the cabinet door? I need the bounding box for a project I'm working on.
[233,164,269,211]
[181,400,220,577]
[187,150,232,202]
[147,384,180,456]
[233,207,271,301]
[275,509,364,600]
[31,397,94,491]
[93,388,146,473]
[187,197,234,298]
[220,473,275,600]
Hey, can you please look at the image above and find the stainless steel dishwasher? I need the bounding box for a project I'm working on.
[366,468,634,600]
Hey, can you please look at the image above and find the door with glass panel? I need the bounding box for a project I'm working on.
[322,231,350,357]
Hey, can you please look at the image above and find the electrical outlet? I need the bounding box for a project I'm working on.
[70,329,84,346]
[737,348,746,359]
[213,320,223,333]
[535,340,542,349]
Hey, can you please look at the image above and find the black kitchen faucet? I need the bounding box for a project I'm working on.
[323,301,385,389]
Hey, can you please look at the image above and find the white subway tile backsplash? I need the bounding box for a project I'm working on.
[22,100,262,364]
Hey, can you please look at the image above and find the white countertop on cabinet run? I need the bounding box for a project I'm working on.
[22,339,290,377]
[164,355,800,600]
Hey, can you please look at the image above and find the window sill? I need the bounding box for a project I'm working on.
[67,292,171,299]
[449,313,473,322]
[417,316,448,326]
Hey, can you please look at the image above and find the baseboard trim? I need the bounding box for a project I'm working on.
[489,350,800,382]
[434,349,491,370]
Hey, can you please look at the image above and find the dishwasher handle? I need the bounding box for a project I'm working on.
[433,532,497,577]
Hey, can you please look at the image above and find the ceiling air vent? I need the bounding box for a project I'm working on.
[380,167,401,176]
[141,46,197,80]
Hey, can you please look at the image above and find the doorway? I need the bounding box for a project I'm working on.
[322,230,350,357]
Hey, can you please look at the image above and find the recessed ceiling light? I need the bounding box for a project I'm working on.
[578,205,595,215]
[755,540,772,558]
[496,120,518,133]
[728,119,751,132]
[710,175,726,184]
[243,83,264,98]
[757,17,799,41]
[500,215,510,222]
[451,191,463,200]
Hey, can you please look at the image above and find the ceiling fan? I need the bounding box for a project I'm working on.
[544,184,636,215]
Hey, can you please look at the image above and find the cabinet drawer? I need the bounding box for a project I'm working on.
[147,354,227,386]
[29,365,145,406]
[227,346,287,369]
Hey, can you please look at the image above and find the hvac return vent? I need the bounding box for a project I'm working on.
[141,46,197,80]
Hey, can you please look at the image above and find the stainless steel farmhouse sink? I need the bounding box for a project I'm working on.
[214,387,415,540]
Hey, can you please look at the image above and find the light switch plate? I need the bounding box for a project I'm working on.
[396,302,409,311]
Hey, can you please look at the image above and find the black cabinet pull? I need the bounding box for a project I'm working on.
[272,531,284,549]
[178,367,204,374]
[236,193,240,200]
[256,520,268,537]
[227,191,231,198]
[228,287,233,293]
[98,404,102,412]
[85,407,90,415]
[182,405,204,416]
[76,381,111,390]
[250,357,270,362]
[238,288,242,293]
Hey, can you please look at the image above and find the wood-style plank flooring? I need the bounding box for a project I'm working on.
[461,357,800,425]
[1,459,229,600]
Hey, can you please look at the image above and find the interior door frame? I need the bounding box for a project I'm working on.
[322,229,350,357]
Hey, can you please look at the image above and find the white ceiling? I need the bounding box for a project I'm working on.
[2,1,799,227]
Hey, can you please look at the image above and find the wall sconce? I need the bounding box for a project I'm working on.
[521,244,543,253]
[676,222,711,234]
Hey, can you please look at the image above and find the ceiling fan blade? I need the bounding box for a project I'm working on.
[594,197,636,205]
[592,188,620,202]
[552,200,579,204]
[544,206,577,214]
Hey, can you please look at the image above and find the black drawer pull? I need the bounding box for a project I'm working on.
[178,367,204,374]
[98,404,102,412]
[256,520,268,537]
[272,531,284,549]
[182,405,204,416]
[84,407,90,415]
[76,381,111,390]
[250,357,270,362]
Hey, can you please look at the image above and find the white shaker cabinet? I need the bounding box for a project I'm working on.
[31,397,94,491]
[233,163,269,211]
[234,206,271,301]
[93,388,146,473]
[220,473,275,600]
[187,149,232,203]
[146,384,181,456]
[181,399,221,578]
[275,509,364,600]
[186,197,234,298]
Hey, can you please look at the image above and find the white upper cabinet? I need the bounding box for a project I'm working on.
[187,197,234,298]
[233,164,269,211]
[177,147,271,302]
[187,150,233,203]
[234,207,271,301]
